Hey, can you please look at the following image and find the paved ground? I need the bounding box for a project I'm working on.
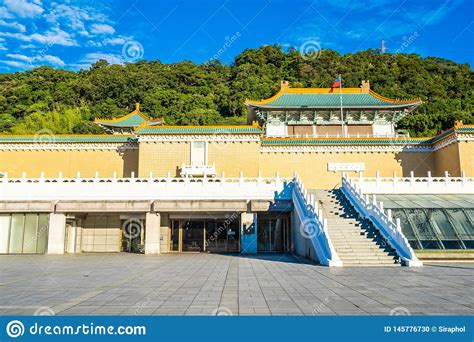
[0,253,472,316]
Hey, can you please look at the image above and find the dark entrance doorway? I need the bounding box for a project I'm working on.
[170,218,240,253]
[257,215,291,252]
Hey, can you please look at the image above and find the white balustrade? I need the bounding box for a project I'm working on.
[180,163,217,178]
[0,172,290,201]
[292,172,342,267]
[341,174,423,267]
[350,171,473,194]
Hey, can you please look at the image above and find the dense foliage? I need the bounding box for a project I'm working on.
[0,46,472,136]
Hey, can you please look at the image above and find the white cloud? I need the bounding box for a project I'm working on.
[39,54,65,67]
[90,23,115,35]
[0,19,26,32]
[82,52,123,65]
[2,52,66,68]
[6,53,32,62]
[0,60,29,68]
[0,6,14,19]
[19,43,36,49]
[4,0,44,18]
[0,27,77,46]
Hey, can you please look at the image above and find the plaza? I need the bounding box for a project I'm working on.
[0,254,472,316]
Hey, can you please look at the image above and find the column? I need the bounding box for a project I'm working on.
[240,212,257,254]
[145,212,161,254]
[47,213,66,254]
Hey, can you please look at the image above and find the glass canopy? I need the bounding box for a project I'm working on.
[376,195,474,250]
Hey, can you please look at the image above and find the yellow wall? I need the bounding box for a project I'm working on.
[433,142,461,176]
[458,141,473,176]
[138,141,261,178]
[259,151,435,189]
[2,135,472,188]
[138,142,190,177]
[0,149,138,178]
[208,141,260,177]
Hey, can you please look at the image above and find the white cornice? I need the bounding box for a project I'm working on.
[260,144,433,153]
[138,134,261,142]
[0,142,139,151]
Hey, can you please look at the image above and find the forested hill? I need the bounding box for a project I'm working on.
[0,45,472,137]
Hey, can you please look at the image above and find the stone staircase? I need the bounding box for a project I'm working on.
[309,189,400,266]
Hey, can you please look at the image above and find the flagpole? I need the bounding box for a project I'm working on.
[339,74,344,137]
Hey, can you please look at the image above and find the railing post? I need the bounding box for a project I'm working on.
[387,209,392,222]
[166,171,171,185]
[444,171,449,187]
[461,170,466,187]
[410,171,415,188]
[40,171,45,183]
[396,218,402,232]
[112,171,117,183]
[239,171,244,187]
[95,171,99,179]
[427,171,432,186]
[392,171,397,189]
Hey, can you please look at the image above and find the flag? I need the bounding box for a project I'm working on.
[331,77,341,88]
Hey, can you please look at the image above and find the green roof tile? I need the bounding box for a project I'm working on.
[249,93,420,108]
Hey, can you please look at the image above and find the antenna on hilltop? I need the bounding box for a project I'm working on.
[381,40,386,54]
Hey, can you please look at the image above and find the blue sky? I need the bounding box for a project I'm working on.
[0,0,472,72]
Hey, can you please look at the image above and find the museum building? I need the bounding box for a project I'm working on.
[0,81,472,266]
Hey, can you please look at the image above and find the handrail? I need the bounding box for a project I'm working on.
[348,171,473,194]
[292,172,342,267]
[0,171,292,201]
[341,175,422,267]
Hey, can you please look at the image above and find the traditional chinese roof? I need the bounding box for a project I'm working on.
[94,103,163,129]
[246,81,422,110]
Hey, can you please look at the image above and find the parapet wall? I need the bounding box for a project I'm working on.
[0,125,472,189]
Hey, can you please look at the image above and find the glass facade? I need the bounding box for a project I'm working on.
[0,214,49,254]
[390,208,473,250]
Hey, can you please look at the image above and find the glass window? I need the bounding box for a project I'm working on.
[36,214,49,253]
[0,215,10,253]
[9,214,25,253]
[23,214,38,253]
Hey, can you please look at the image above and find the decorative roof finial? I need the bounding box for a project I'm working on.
[454,120,463,129]
[360,80,370,93]
[135,102,140,112]
[280,81,290,91]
